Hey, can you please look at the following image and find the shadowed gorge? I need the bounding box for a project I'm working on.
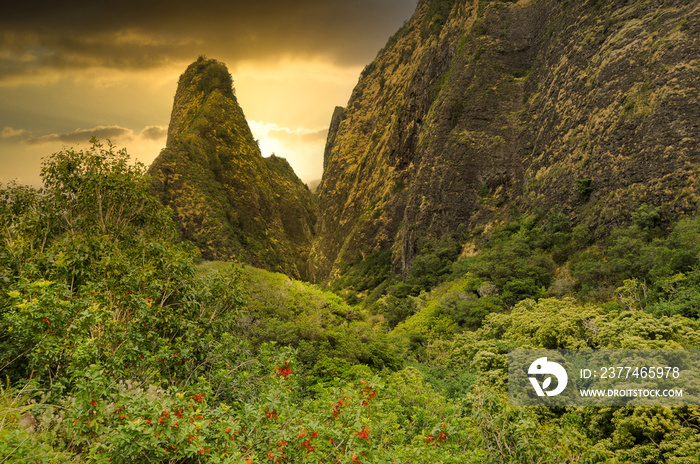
[149,57,317,279]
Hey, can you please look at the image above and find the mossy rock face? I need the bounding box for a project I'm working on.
[311,0,700,283]
[150,58,316,279]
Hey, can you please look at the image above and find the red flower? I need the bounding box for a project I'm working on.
[275,361,292,379]
[332,397,346,418]
[354,426,371,441]
[299,439,315,454]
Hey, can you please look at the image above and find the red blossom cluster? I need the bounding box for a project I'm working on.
[298,429,321,455]
[299,438,315,454]
[426,423,449,446]
[360,384,376,406]
[266,447,287,463]
[158,409,170,425]
[354,426,371,441]
[331,397,348,418]
[275,361,292,379]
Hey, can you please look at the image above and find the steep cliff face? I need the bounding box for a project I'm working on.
[311,0,700,282]
[149,57,316,279]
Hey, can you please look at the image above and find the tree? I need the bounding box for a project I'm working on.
[0,140,199,384]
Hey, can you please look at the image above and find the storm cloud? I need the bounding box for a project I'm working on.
[0,0,418,80]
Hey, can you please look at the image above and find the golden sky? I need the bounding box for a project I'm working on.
[0,0,417,185]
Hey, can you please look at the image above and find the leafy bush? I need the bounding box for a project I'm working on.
[231,265,403,380]
[371,294,417,329]
[575,178,592,200]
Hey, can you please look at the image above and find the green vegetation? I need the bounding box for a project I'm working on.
[317,199,700,459]
[229,264,402,384]
[0,143,475,462]
[575,178,593,200]
[327,200,700,338]
[3,141,700,462]
[422,0,457,37]
[190,55,234,97]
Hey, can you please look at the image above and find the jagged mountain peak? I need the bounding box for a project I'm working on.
[150,58,317,279]
[166,56,240,145]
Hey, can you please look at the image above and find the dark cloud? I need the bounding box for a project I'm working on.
[0,30,198,80]
[26,126,132,145]
[0,0,418,80]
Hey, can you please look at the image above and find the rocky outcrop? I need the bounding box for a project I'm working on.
[150,57,316,279]
[311,0,700,282]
